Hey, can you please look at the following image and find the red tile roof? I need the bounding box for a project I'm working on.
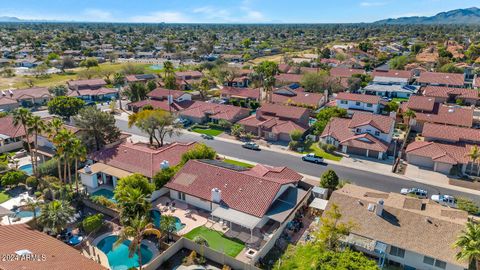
[68,87,117,97]
[0,116,26,138]
[275,73,303,84]
[272,89,324,108]
[0,224,107,270]
[258,103,309,121]
[67,78,107,88]
[340,133,389,152]
[422,123,480,144]
[372,69,412,79]
[4,87,51,100]
[244,164,303,184]
[336,92,381,104]
[330,67,365,78]
[423,86,479,101]
[417,71,465,86]
[165,160,301,217]
[348,112,395,134]
[406,141,472,165]
[413,104,473,128]
[403,96,435,112]
[180,101,250,122]
[147,88,187,99]
[90,141,197,178]
[175,70,203,78]
[220,87,260,100]
[0,96,17,106]
[128,99,194,112]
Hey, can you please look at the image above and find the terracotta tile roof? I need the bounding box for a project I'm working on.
[474,77,480,88]
[340,133,389,152]
[330,67,365,78]
[272,89,324,108]
[68,87,117,97]
[328,185,468,268]
[179,101,250,123]
[220,87,260,100]
[175,70,203,78]
[244,164,303,184]
[278,64,292,73]
[0,116,26,138]
[418,71,465,86]
[406,141,472,165]
[258,103,309,121]
[404,95,435,112]
[423,86,479,100]
[0,96,17,106]
[336,92,381,104]
[0,224,107,270]
[90,141,197,178]
[4,87,51,100]
[348,112,395,134]
[320,117,353,142]
[422,123,480,144]
[371,69,412,79]
[275,73,303,84]
[165,160,301,217]
[412,104,474,128]
[127,99,194,112]
[67,78,107,88]
[147,88,187,99]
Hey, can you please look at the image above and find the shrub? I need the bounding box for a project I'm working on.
[320,169,339,190]
[1,170,27,187]
[457,198,479,215]
[90,196,117,209]
[326,144,337,153]
[142,105,154,111]
[34,191,43,198]
[153,166,179,189]
[26,176,39,189]
[207,122,223,130]
[181,144,216,165]
[82,213,104,233]
[38,158,59,177]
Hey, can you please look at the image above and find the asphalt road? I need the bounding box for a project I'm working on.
[115,119,480,203]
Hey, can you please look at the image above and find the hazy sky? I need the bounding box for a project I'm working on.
[1,0,478,23]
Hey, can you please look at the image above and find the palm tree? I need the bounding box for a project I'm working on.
[403,109,416,127]
[46,118,64,181]
[159,214,177,243]
[27,115,46,176]
[454,221,480,270]
[114,216,162,270]
[466,146,480,176]
[53,129,75,185]
[37,200,75,235]
[115,186,151,225]
[20,197,41,225]
[12,108,34,170]
[69,138,87,194]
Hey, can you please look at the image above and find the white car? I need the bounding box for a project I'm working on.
[431,194,457,208]
[400,188,428,199]
[302,153,324,164]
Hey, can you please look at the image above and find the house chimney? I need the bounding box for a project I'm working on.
[160,160,170,169]
[324,89,329,103]
[167,95,173,105]
[211,188,222,203]
[376,199,384,216]
[8,90,13,97]
[84,165,92,174]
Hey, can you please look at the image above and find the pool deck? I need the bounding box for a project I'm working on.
[152,197,208,236]
[0,191,37,225]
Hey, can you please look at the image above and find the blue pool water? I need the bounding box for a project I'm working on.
[150,210,185,232]
[15,207,41,218]
[91,189,116,203]
[149,64,163,70]
[19,164,33,176]
[96,235,153,270]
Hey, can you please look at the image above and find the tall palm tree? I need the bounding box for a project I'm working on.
[12,108,34,169]
[403,109,416,127]
[115,186,151,225]
[69,138,87,194]
[114,216,162,270]
[37,200,75,235]
[159,214,177,243]
[466,146,480,176]
[27,115,46,176]
[46,118,64,180]
[454,221,480,270]
[53,129,75,185]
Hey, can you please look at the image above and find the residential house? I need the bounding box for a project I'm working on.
[327,184,468,270]
[1,87,51,108]
[335,92,383,114]
[0,96,19,112]
[175,71,203,90]
[274,73,303,85]
[165,159,308,241]
[220,87,260,101]
[371,69,413,85]
[320,112,394,159]
[362,84,419,99]
[0,116,26,154]
[405,123,480,175]
[272,87,327,109]
[417,71,465,88]
[14,57,41,68]
[422,86,479,106]
[179,101,250,124]
[0,224,107,270]
[329,67,365,78]
[127,88,193,112]
[125,74,158,84]
[401,96,474,132]
[67,79,118,101]
[223,69,252,88]
[80,141,197,191]
[238,104,309,142]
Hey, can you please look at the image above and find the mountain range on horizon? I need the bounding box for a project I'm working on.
[1,7,480,24]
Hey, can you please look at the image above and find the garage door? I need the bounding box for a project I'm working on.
[347,147,367,156]
[368,150,380,159]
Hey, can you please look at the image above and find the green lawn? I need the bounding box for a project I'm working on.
[223,159,254,168]
[192,128,224,136]
[0,190,11,204]
[301,142,343,162]
[392,97,409,103]
[184,226,245,257]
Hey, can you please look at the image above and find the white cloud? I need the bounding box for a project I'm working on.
[360,1,387,7]
[83,9,113,21]
[129,11,190,23]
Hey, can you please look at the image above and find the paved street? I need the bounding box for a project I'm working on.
[115,118,480,203]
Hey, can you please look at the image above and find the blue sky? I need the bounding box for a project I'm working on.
[1,0,478,23]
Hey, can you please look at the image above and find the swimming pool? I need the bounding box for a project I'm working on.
[19,164,33,176]
[150,210,185,232]
[91,188,116,203]
[96,235,153,270]
[15,207,41,218]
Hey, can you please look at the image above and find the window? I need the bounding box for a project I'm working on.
[178,192,186,201]
[356,128,361,133]
[389,246,405,258]
[366,103,373,107]
[434,260,446,269]
[375,131,380,136]
[423,256,435,265]
[340,100,348,104]
[355,101,361,106]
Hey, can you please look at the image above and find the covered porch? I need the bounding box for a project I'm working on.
[78,162,132,192]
